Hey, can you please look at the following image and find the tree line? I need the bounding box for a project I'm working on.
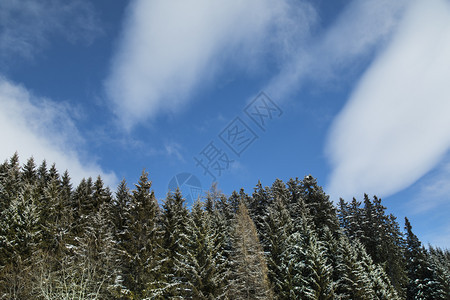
[0,153,449,299]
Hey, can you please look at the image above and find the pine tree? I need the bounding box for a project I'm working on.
[262,195,293,299]
[158,188,190,298]
[39,175,65,253]
[286,178,309,232]
[339,195,407,296]
[300,175,339,237]
[0,153,22,211]
[427,246,450,299]
[0,183,41,299]
[249,181,272,234]
[227,202,272,299]
[21,157,37,185]
[183,200,225,299]
[121,170,160,299]
[70,177,94,236]
[302,234,335,300]
[405,217,442,299]
[334,236,374,299]
[353,240,400,299]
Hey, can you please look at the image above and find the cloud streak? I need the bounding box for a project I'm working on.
[326,0,450,200]
[105,0,316,129]
[0,77,117,187]
[266,0,408,101]
[0,0,101,63]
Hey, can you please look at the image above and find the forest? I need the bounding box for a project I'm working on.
[0,153,449,299]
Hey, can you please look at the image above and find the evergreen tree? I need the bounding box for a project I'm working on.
[334,236,374,299]
[353,240,400,300]
[0,153,22,211]
[262,195,293,298]
[0,183,41,299]
[427,246,450,299]
[184,200,224,299]
[157,188,191,298]
[0,153,448,300]
[301,234,335,300]
[300,175,339,236]
[122,171,160,299]
[109,178,132,297]
[405,217,442,299]
[249,181,272,234]
[21,157,37,185]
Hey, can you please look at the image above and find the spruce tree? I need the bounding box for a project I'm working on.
[123,171,160,299]
[300,175,339,237]
[158,188,190,298]
[405,217,442,299]
[184,200,224,299]
[0,183,41,299]
[262,195,293,299]
[334,236,374,299]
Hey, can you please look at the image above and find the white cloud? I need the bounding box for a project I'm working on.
[423,224,450,249]
[0,0,101,62]
[164,142,184,162]
[266,0,408,100]
[105,0,316,129]
[0,77,118,188]
[326,0,450,200]
[408,159,450,214]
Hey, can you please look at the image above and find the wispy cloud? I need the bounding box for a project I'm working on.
[164,142,184,162]
[105,0,316,129]
[406,158,450,215]
[0,0,102,63]
[266,0,408,100]
[326,0,450,200]
[0,77,117,187]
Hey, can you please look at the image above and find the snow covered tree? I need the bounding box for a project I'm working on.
[353,240,400,299]
[339,195,407,296]
[182,200,227,299]
[334,236,374,299]
[427,246,450,299]
[0,153,22,211]
[302,234,335,300]
[157,188,191,298]
[262,195,293,298]
[120,171,161,299]
[21,157,37,185]
[405,217,442,299]
[300,175,339,237]
[0,183,41,299]
[249,181,272,233]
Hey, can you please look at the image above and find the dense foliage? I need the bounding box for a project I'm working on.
[0,153,449,299]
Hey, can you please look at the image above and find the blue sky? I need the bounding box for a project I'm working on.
[1,0,450,248]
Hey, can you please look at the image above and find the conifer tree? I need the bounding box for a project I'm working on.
[0,153,22,210]
[184,200,225,299]
[302,234,335,300]
[353,240,400,299]
[157,188,191,298]
[21,157,37,185]
[227,202,272,299]
[300,175,339,236]
[262,195,293,298]
[0,183,41,299]
[427,246,450,299]
[334,236,374,299]
[249,181,272,234]
[122,171,160,299]
[405,217,442,299]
